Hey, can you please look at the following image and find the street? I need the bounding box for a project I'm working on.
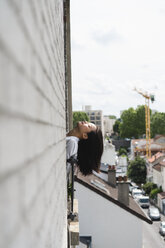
[142,208,165,248]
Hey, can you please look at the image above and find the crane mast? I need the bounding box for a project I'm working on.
[134,88,154,158]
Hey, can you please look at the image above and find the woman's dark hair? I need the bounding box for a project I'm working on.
[77,127,103,176]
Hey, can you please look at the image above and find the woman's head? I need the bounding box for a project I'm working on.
[77,125,103,176]
[76,121,97,139]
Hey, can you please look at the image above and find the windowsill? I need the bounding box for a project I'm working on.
[68,199,79,246]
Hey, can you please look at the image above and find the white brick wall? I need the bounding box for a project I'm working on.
[0,1,67,247]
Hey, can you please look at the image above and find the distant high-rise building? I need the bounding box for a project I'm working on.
[84,105,104,134]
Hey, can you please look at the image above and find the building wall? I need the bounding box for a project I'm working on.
[146,160,154,182]
[101,140,116,165]
[0,1,67,248]
[103,116,116,135]
[153,169,162,188]
[118,156,128,167]
[162,167,165,192]
[64,0,73,132]
[75,182,143,248]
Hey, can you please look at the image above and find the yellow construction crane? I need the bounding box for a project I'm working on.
[134,88,155,158]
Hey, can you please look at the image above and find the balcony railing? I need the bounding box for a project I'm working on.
[67,155,77,220]
[67,156,79,247]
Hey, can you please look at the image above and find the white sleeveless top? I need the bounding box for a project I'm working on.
[66,136,79,160]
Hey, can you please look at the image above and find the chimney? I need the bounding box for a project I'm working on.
[108,165,116,187]
[118,176,129,206]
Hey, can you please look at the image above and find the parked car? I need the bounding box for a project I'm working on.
[132,188,143,199]
[159,221,165,236]
[129,185,134,194]
[137,196,150,208]
[129,182,140,193]
[148,206,161,221]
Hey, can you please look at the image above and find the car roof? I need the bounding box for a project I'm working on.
[149,206,159,211]
[132,189,142,192]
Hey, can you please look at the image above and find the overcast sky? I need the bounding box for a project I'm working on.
[70,0,165,117]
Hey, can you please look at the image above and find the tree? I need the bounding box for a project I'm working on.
[73,111,89,128]
[113,119,121,134]
[113,105,165,139]
[109,115,116,119]
[151,112,165,137]
[127,156,146,184]
[119,108,137,138]
[135,105,146,137]
[142,182,157,195]
[118,147,127,156]
[150,187,162,200]
[118,105,150,138]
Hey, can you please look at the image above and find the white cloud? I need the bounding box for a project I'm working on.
[92,28,123,45]
[71,39,85,50]
[71,0,165,117]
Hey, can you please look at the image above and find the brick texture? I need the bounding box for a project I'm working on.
[0,0,67,247]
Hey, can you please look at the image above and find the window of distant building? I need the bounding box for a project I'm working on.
[90,116,95,121]
[96,116,100,120]
[96,121,101,125]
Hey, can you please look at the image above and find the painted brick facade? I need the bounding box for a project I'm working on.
[0,1,67,247]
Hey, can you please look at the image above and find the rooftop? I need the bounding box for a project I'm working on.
[153,164,161,172]
[75,172,152,224]
[158,192,165,199]
[100,163,126,177]
[132,135,165,152]
[148,152,164,163]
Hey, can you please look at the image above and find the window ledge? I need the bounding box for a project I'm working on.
[68,199,79,246]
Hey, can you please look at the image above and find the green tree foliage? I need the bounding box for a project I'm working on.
[109,115,117,119]
[118,105,153,138]
[113,105,165,139]
[150,187,162,199]
[151,112,165,137]
[113,119,121,134]
[118,147,127,156]
[127,156,146,184]
[120,108,137,138]
[142,182,157,195]
[135,105,146,137]
[73,111,89,128]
